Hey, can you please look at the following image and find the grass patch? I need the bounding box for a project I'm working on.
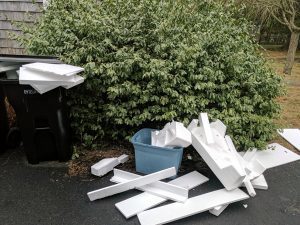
[264,50,300,151]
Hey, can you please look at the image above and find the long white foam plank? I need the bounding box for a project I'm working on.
[250,143,300,169]
[138,188,249,225]
[110,169,188,202]
[278,129,300,151]
[23,63,84,76]
[19,67,78,85]
[115,171,209,219]
[87,167,176,201]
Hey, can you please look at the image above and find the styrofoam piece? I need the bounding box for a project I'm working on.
[87,167,176,201]
[243,148,257,162]
[115,171,209,219]
[243,178,256,197]
[23,62,84,76]
[19,67,78,85]
[245,143,300,169]
[30,84,59,94]
[210,120,227,137]
[118,154,129,163]
[199,113,214,144]
[209,204,228,217]
[0,62,21,73]
[250,175,268,190]
[277,129,300,151]
[91,154,129,177]
[137,188,249,225]
[110,169,188,202]
[152,121,192,148]
[187,119,199,132]
[62,75,85,89]
[246,158,266,180]
[191,125,246,190]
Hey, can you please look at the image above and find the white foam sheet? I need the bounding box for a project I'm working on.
[30,84,59,94]
[278,129,300,151]
[110,169,188,202]
[19,67,77,85]
[115,171,209,219]
[137,188,249,225]
[250,143,300,169]
[23,63,84,76]
[87,167,176,201]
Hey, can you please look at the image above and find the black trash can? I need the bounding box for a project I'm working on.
[0,55,72,164]
[0,84,9,153]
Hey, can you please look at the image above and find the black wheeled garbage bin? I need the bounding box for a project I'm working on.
[0,84,9,153]
[0,54,72,164]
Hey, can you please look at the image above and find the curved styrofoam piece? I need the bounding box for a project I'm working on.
[191,127,246,190]
[137,188,249,225]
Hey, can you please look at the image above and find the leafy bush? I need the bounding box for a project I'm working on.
[16,0,283,150]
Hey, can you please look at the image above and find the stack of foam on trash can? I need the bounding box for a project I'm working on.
[18,62,85,94]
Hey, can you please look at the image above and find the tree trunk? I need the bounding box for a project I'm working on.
[284,31,299,75]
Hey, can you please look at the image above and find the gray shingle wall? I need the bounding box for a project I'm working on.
[0,0,43,54]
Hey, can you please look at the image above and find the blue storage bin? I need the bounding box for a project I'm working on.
[131,128,183,175]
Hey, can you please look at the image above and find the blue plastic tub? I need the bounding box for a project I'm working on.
[131,128,183,175]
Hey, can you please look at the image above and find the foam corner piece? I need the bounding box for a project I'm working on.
[241,174,268,190]
[91,158,120,177]
[30,84,59,94]
[137,188,249,225]
[277,128,300,151]
[87,167,176,201]
[115,171,209,219]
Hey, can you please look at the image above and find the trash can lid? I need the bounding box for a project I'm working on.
[0,54,62,64]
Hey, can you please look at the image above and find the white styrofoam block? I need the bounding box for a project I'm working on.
[23,63,84,76]
[110,169,188,202]
[246,158,266,180]
[87,167,176,201]
[137,188,249,225]
[191,127,246,190]
[165,121,192,147]
[244,143,300,169]
[117,154,129,163]
[187,119,199,132]
[209,204,228,217]
[30,84,59,94]
[210,119,227,137]
[19,67,78,85]
[62,75,85,89]
[243,148,257,162]
[152,121,192,148]
[243,178,256,197]
[250,174,268,190]
[278,129,300,151]
[115,171,209,218]
[91,158,120,177]
[199,113,214,144]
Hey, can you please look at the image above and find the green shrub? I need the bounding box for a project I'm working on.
[16,0,283,150]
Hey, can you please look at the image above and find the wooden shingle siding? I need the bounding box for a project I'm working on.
[0,0,43,54]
